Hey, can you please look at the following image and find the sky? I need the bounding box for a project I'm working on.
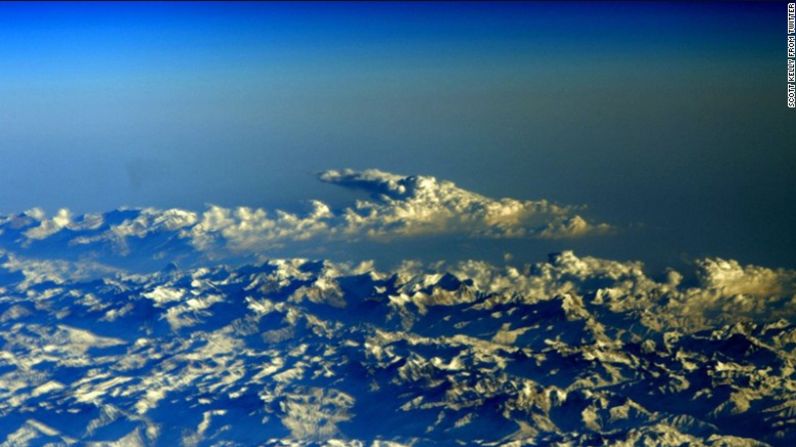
[0,2,794,272]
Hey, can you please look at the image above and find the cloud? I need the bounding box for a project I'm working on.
[23,208,103,241]
[187,201,334,252]
[320,168,611,239]
[2,169,611,258]
[675,258,796,328]
[695,257,796,297]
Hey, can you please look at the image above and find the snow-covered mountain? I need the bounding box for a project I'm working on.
[0,247,793,446]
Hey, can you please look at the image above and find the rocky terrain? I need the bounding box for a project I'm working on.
[0,247,793,446]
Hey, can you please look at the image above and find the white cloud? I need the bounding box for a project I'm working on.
[4,169,610,257]
[23,208,103,241]
[320,168,610,239]
[695,258,796,297]
[187,201,333,252]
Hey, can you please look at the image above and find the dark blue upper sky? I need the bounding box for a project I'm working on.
[0,2,793,270]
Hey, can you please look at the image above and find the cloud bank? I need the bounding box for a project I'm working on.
[1,169,610,259]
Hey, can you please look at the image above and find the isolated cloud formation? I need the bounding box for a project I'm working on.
[319,169,608,240]
[2,169,610,257]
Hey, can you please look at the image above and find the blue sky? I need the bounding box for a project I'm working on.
[0,2,793,271]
